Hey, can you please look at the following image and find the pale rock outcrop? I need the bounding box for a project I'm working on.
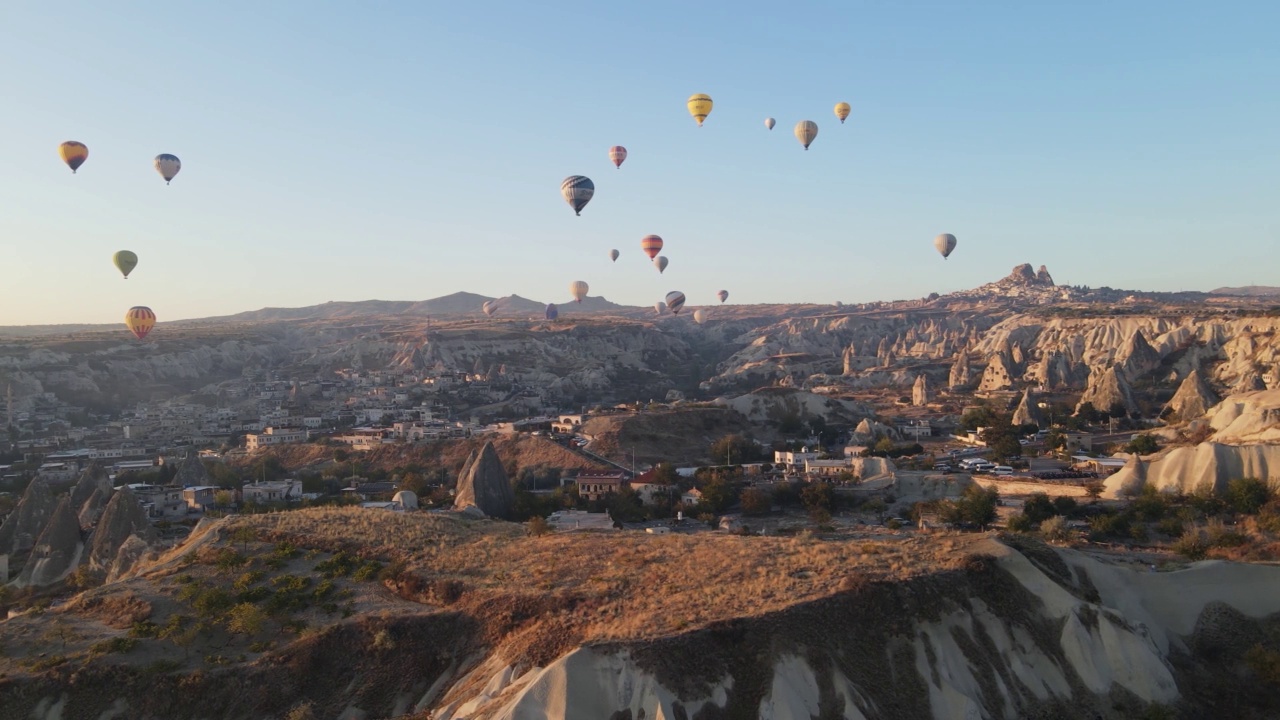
[13,497,84,588]
[88,487,156,573]
[77,486,112,531]
[1116,330,1162,380]
[1163,369,1219,422]
[851,418,901,443]
[69,464,110,514]
[0,478,57,556]
[977,353,1016,393]
[948,351,972,390]
[1235,372,1268,394]
[1206,388,1280,444]
[1011,389,1045,428]
[911,375,929,406]
[106,534,155,584]
[1104,443,1280,497]
[1029,349,1088,389]
[1036,265,1054,284]
[454,442,515,520]
[1076,366,1137,417]
[172,452,214,487]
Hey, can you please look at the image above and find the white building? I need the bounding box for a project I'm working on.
[242,479,302,504]
[774,450,820,471]
[803,458,853,477]
[245,426,307,451]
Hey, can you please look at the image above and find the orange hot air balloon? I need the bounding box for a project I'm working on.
[125,306,156,340]
[640,234,663,260]
[58,141,89,173]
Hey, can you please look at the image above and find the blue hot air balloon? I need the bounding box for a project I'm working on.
[560,176,595,216]
[545,303,559,320]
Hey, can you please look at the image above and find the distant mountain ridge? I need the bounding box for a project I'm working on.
[1210,286,1280,298]
[177,291,633,325]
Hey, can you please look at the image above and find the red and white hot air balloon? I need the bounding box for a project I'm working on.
[609,146,627,169]
[641,234,663,260]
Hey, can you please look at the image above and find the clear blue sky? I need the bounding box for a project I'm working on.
[2,1,1277,325]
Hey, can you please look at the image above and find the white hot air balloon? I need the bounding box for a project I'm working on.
[665,291,686,315]
[654,256,669,274]
[654,301,665,315]
[609,249,620,262]
[716,290,728,303]
[569,280,589,303]
[794,120,818,150]
[764,117,776,130]
[693,309,707,325]
[154,154,181,184]
[934,233,958,259]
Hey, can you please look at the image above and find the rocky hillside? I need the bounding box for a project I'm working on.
[2,511,1279,719]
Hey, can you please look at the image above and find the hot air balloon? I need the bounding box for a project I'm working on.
[482,301,496,317]
[693,309,707,325]
[640,234,663,260]
[154,154,181,184]
[560,176,595,216]
[125,306,156,341]
[717,290,728,304]
[113,251,138,280]
[609,249,620,263]
[609,146,627,169]
[834,102,851,124]
[665,291,686,315]
[764,117,776,130]
[654,256,668,274]
[794,121,818,150]
[569,280,589,303]
[934,233,958,260]
[654,302,665,315]
[687,94,713,126]
[545,303,559,320]
[58,142,89,173]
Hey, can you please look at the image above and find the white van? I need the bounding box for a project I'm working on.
[992,465,1014,476]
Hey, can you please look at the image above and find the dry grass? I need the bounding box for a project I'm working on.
[237,507,987,644]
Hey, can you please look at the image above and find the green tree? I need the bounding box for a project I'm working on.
[942,485,999,528]
[1227,478,1271,515]
[699,473,739,513]
[226,603,268,637]
[709,434,763,464]
[740,487,772,516]
[230,525,258,552]
[650,462,679,485]
[1125,434,1160,455]
[959,405,999,432]
[1022,493,1056,524]
[800,482,835,515]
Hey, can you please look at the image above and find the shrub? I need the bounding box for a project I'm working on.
[233,570,265,592]
[1174,532,1210,560]
[1244,644,1280,686]
[90,637,138,655]
[526,516,552,536]
[1041,516,1071,543]
[1006,514,1033,533]
[1023,494,1056,524]
[315,551,360,578]
[213,549,249,571]
[1206,519,1248,548]
[353,561,383,582]
[1156,517,1185,538]
[1052,496,1078,516]
[1227,478,1271,515]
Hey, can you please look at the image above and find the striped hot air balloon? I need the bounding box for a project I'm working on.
[609,146,627,169]
[687,94,713,126]
[665,291,686,315]
[560,176,595,216]
[125,306,156,340]
[640,235,663,260]
[794,121,818,150]
[569,280,589,303]
[154,154,181,184]
[58,141,89,173]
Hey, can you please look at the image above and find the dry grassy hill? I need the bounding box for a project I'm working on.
[582,407,762,467]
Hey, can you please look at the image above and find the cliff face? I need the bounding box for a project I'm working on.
[7,536,1277,720]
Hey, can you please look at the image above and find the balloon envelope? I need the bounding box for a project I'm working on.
[482,301,496,317]
[545,303,558,320]
[665,291,686,315]
[609,146,627,169]
[609,249,619,263]
[693,309,707,325]
[113,250,138,279]
[794,121,819,150]
[834,102,851,124]
[654,302,665,315]
[154,154,181,183]
[717,290,728,303]
[687,94,713,126]
[640,234,663,260]
[560,176,595,215]
[654,256,668,274]
[58,141,88,173]
[934,233,958,259]
[125,306,156,340]
[569,280,589,303]
[764,117,776,130]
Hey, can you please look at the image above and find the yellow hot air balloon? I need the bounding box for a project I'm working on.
[834,102,851,124]
[569,280,589,303]
[113,250,138,279]
[125,306,156,341]
[687,94,713,126]
[58,141,89,173]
